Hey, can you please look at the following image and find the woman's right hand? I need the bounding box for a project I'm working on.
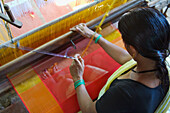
[69,54,84,82]
[70,23,99,39]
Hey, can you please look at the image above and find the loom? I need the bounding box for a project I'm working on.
[0,0,168,112]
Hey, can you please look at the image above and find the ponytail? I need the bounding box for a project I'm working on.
[156,51,169,92]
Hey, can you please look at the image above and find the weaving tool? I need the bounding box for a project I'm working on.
[0,39,76,59]
[17,46,75,59]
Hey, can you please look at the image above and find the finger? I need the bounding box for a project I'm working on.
[81,58,84,65]
[74,54,80,59]
[70,26,77,31]
[76,26,84,33]
[79,23,84,26]
[82,23,86,27]
[74,54,80,61]
[79,23,87,28]
[74,59,82,68]
[74,54,83,66]
[77,55,85,68]
[79,23,85,28]
[77,55,82,62]
[78,56,84,67]
[79,23,85,29]
[79,25,85,31]
[76,26,88,38]
[79,23,86,27]
[80,57,85,67]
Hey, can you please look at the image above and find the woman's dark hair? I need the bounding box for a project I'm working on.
[118,7,170,93]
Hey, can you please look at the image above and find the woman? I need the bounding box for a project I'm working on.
[69,8,170,113]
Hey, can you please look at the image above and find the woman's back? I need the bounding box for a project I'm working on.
[96,79,164,113]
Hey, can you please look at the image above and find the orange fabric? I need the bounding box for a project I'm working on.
[20,82,63,113]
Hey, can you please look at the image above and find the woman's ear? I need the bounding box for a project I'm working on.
[124,43,138,59]
[129,45,138,59]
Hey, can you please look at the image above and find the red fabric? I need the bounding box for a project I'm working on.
[42,47,121,113]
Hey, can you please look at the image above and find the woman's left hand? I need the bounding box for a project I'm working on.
[69,54,85,82]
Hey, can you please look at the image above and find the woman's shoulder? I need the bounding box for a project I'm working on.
[96,79,164,113]
[96,79,136,113]
[111,78,163,91]
[109,79,137,96]
[109,78,164,100]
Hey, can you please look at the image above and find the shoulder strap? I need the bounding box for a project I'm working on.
[98,59,137,99]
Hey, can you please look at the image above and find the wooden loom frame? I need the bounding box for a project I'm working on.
[0,0,146,76]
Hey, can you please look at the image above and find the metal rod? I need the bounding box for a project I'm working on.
[0,13,22,28]
[4,4,15,22]
[148,0,160,7]
[0,0,144,76]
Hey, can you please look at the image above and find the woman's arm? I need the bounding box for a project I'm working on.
[76,84,97,113]
[71,23,132,65]
[96,35,132,65]
[69,54,97,113]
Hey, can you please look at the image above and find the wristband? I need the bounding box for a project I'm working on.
[74,79,85,89]
[95,34,102,43]
[74,79,81,85]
